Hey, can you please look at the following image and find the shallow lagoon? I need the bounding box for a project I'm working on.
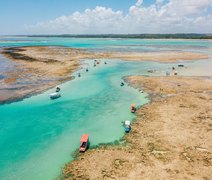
[0,59,150,180]
[0,37,211,180]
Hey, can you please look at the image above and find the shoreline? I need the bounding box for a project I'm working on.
[62,75,212,179]
[0,46,209,105]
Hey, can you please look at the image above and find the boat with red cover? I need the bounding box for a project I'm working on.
[131,104,136,113]
[79,134,89,152]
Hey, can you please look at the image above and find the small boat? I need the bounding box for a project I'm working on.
[104,62,107,64]
[96,61,100,64]
[50,92,61,100]
[123,120,131,133]
[131,104,136,113]
[147,70,154,73]
[178,64,184,67]
[79,134,89,152]
[56,86,60,92]
[120,82,125,86]
[174,71,178,75]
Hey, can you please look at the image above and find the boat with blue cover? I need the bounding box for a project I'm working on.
[123,120,131,133]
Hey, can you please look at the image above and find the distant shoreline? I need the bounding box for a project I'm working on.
[1,34,212,39]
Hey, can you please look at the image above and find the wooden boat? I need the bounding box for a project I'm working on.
[131,104,136,113]
[79,134,89,152]
[124,120,131,133]
[50,92,61,100]
[120,82,124,86]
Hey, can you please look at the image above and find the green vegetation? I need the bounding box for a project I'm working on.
[28,34,212,39]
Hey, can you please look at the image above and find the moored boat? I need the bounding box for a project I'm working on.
[147,69,154,73]
[120,82,124,86]
[79,134,89,152]
[124,120,131,133]
[50,92,61,100]
[131,104,136,113]
[178,64,184,67]
[56,86,60,92]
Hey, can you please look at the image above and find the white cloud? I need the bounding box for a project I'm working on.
[136,0,143,7]
[156,0,164,4]
[27,0,212,34]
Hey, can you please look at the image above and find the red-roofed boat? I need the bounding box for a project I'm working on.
[79,134,89,152]
[131,104,136,113]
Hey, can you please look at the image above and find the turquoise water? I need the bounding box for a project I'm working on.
[0,36,212,53]
[0,38,212,180]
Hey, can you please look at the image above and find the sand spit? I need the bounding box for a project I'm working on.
[0,46,93,104]
[0,46,209,104]
[62,76,212,180]
[107,51,209,62]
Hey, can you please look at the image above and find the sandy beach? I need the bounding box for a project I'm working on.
[0,46,209,104]
[62,76,212,180]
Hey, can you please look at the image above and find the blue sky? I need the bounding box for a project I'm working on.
[0,0,152,25]
[0,0,211,35]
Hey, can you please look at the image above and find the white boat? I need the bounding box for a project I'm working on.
[124,120,131,126]
[50,92,61,99]
[124,120,131,133]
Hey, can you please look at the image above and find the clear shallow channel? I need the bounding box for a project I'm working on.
[0,59,151,180]
[0,58,211,180]
[0,37,211,180]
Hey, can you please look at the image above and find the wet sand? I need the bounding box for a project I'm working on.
[0,46,208,104]
[0,46,91,104]
[62,76,212,180]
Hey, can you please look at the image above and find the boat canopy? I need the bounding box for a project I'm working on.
[131,104,136,107]
[125,121,131,126]
[80,134,89,142]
